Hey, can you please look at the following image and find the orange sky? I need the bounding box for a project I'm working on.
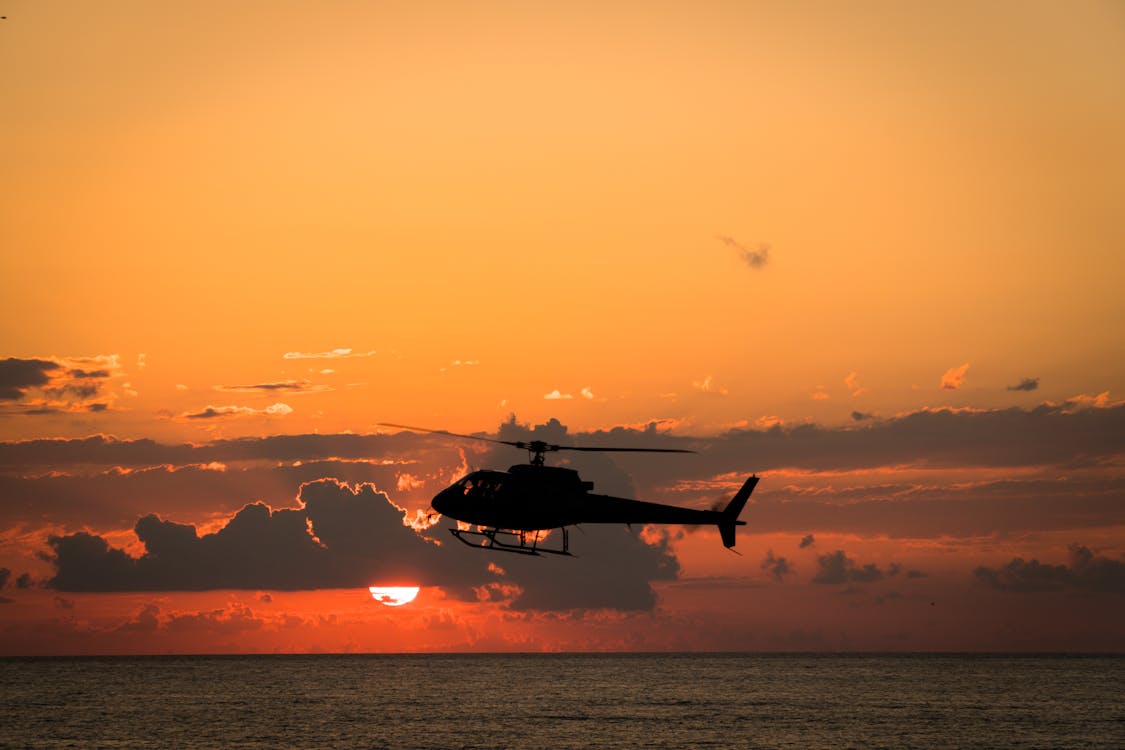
[2,1,1124,653]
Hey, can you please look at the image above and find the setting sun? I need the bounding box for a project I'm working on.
[368,587,421,607]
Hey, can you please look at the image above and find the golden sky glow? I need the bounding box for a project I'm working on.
[1,1,1123,653]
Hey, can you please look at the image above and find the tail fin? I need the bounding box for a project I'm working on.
[718,476,757,549]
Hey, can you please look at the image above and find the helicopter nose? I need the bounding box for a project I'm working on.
[431,487,452,516]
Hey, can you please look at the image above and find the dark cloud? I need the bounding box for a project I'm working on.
[44,478,678,612]
[8,402,1125,476]
[851,411,873,421]
[906,570,927,579]
[811,550,887,585]
[0,459,437,529]
[0,432,441,469]
[214,380,331,394]
[0,358,59,399]
[6,408,1125,542]
[736,476,1125,539]
[47,480,486,593]
[16,572,33,589]
[0,355,123,413]
[974,544,1125,594]
[0,567,9,588]
[799,534,816,549]
[494,524,679,612]
[1008,378,1040,392]
[67,369,111,379]
[760,550,792,582]
[718,235,770,270]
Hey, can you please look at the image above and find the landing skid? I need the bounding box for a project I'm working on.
[450,526,571,556]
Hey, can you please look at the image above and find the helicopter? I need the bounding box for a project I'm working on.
[380,423,757,556]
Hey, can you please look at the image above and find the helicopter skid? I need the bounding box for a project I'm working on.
[450,526,572,556]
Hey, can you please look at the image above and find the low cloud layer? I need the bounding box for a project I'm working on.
[812,550,900,585]
[974,544,1125,594]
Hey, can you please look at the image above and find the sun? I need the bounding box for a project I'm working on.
[368,586,421,607]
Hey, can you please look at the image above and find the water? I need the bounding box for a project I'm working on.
[2,654,1121,749]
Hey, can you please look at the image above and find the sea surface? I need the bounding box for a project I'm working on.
[2,654,1122,749]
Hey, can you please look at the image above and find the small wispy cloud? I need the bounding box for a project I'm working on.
[1007,377,1039,392]
[544,390,573,400]
[180,403,293,420]
[692,375,728,396]
[718,235,770,270]
[941,363,970,390]
[440,359,480,372]
[214,380,331,394]
[844,371,867,397]
[282,349,376,360]
[798,534,816,549]
[580,387,595,400]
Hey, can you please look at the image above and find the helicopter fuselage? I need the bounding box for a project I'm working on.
[431,464,743,532]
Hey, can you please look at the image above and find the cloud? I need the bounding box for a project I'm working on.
[941,363,970,390]
[844,372,867,397]
[0,358,60,399]
[1007,377,1039,392]
[6,407,1125,542]
[214,380,331,394]
[0,355,124,413]
[692,375,728,396]
[718,235,770,270]
[581,387,595,400]
[42,474,678,612]
[180,403,293,420]
[544,390,573,400]
[811,550,887,584]
[851,411,873,421]
[46,480,486,592]
[282,349,375,360]
[973,544,1125,594]
[760,550,792,582]
[799,534,815,549]
[0,568,9,589]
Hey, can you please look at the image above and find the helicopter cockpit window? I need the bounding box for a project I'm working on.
[460,478,474,495]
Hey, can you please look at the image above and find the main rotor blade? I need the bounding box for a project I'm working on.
[557,446,696,454]
[378,424,696,456]
[376,423,520,448]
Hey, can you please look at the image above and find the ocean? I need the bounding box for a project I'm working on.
[2,654,1121,749]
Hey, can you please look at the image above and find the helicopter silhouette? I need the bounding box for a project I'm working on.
[381,423,757,556]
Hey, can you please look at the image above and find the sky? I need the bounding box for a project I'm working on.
[2,0,1124,654]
